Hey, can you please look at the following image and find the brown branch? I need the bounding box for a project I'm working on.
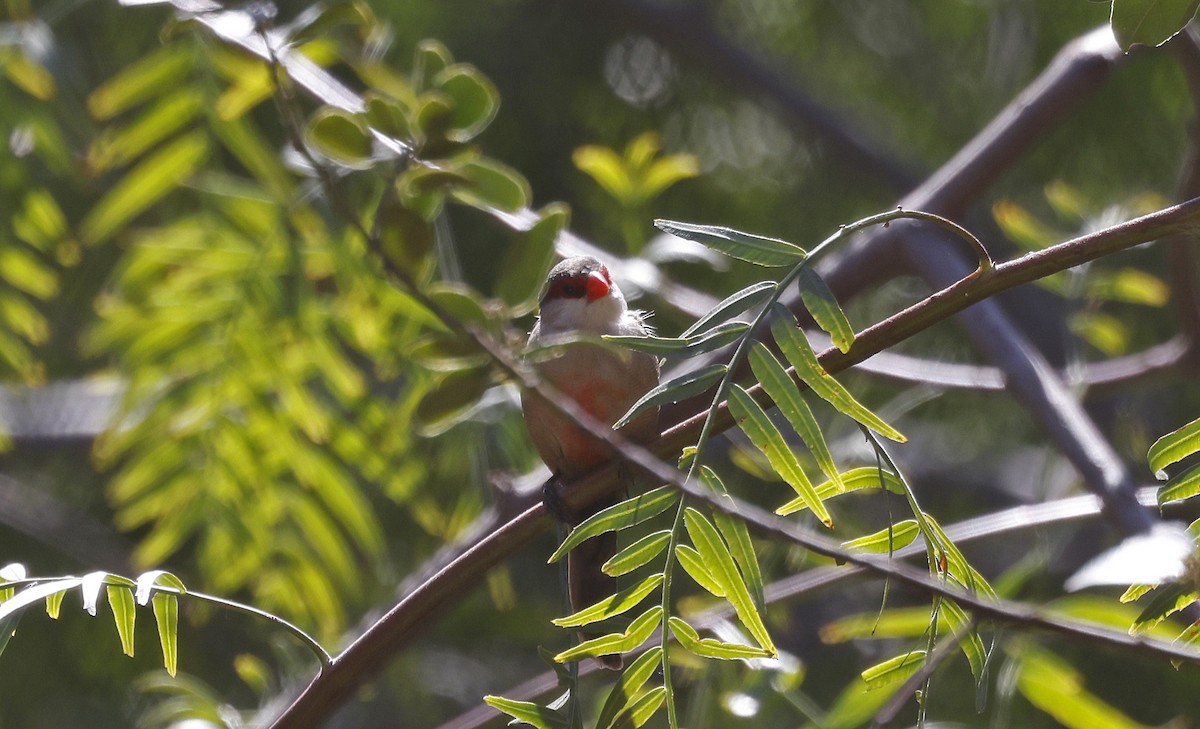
[1166,27,1200,370]
[436,487,1161,729]
[806,332,1190,392]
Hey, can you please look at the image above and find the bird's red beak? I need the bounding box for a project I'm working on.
[585,271,610,302]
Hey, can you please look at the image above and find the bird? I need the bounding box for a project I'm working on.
[521,256,660,669]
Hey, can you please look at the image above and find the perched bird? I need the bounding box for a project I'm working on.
[521,256,660,669]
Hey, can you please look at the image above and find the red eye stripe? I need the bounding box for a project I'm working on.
[548,274,588,299]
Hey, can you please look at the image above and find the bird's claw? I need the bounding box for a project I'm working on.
[542,475,573,524]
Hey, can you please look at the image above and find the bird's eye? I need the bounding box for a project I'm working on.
[548,277,586,299]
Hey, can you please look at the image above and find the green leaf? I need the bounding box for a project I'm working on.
[1111,0,1200,50]
[861,650,926,690]
[80,132,209,245]
[427,282,491,326]
[13,189,68,252]
[842,520,920,553]
[684,508,776,655]
[727,384,832,527]
[770,304,905,442]
[748,342,844,493]
[152,593,179,677]
[1158,463,1200,505]
[655,220,806,267]
[611,686,667,729]
[596,647,662,729]
[376,195,436,277]
[574,145,633,202]
[549,487,678,563]
[668,616,773,660]
[0,578,84,624]
[45,590,65,620]
[796,267,854,352]
[412,39,454,93]
[483,696,567,729]
[605,321,749,358]
[449,157,531,214]
[1148,416,1200,478]
[306,108,373,166]
[3,50,56,100]
[434,65,500,141]
[134,570,187,606]
[676,544,725,597]
[364,93,418,144]
[603,530,672,577]
[88,44,195,120]
[707,479,765,609]
[1120,584,1155,603]
[88,89,205,172]
[992,199,1061,251]
[1017,647,1157,729]
[1087,268,1169,307]
[496,204,568,308]
[939,599,988,681]
[923,515,997,598]
[640,154,699,202]
[614,364,727,429]
[414,368,492,437]
[107,585,136,657]
[554,606,662,664]
[1131,583,1197,634]
[552,573,663,628]
[681,281,776,338]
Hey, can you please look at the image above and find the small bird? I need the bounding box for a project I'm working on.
[522,256,660,669]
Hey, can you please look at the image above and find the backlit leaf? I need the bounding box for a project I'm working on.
[549,487,678,563]
[80,132,209,245]
[669,616,773,660]
[861,650,926,690]
[596,647,662,729]
[797,267,854,352]
[449,157,531,214]
[681,281,775,338]
[603,530,671,577]
[770,304,905,442]
[677,544,725,597]
[1111,0,1200,50]
[684,508,776,655]
[1158,463,1200,505]
[842,520,919,553]
[88,44,195,120]
[152,593,179,677]
[496,204,567,308]
[727,384,831,527]
[605,321,748,358]
[434,65,499,141]
[482,696,566,729]
[748,342,843,493]
[614,364,726,429]
[307,108,373,166]
[553,606,662,664]
[107,585,136,657]
[1017,647,1156,729]
[655,220,806,267]
[551,573,663,628]
[1148,416,1200,478]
